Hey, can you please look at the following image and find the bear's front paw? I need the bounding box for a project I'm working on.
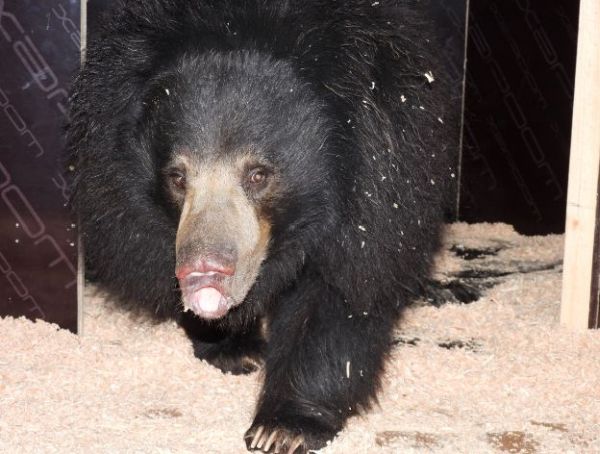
[244,415,337,453]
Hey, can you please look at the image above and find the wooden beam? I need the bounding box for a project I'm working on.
[77,0,87,335]
[590,187,600,328]
[560,0,600,331]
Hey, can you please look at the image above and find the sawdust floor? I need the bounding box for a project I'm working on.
[1,223,599,453]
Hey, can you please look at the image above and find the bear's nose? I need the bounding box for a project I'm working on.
[176,254,236,280]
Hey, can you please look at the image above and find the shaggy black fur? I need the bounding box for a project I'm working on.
[68,1,458,452]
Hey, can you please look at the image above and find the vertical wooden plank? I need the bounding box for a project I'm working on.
[454,0,471,219]
[560,0,600,331]
[589,178,600,328]
[77,0,87,334]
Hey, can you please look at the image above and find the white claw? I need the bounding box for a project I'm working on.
[251,426,265,449]
[258,430,271,450]
[264,430,279,452]
[287,436,304,454]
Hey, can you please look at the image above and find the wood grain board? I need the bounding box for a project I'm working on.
[560,0,600,330]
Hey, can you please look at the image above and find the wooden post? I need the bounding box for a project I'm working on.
[560,0,600,330]
[77,0,87,334]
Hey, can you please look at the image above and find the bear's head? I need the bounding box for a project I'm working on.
[141,51,337,319]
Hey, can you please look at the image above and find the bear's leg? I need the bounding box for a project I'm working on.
[179,312,266,375]
[245,272,397,453]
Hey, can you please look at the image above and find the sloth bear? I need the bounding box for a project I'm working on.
[67,1,458,452]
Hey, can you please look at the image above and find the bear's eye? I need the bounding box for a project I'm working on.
[246,167,270,188]
[167,169,186,192]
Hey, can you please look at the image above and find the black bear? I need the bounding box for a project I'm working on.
[68,1,458,452]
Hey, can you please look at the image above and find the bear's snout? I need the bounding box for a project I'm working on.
[176,250,239,319]
[172,161,272,319]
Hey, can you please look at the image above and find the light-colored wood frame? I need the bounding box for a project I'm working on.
[560,0,600,331]
[77,0,87,335]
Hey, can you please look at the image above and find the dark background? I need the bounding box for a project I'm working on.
[428,0,469,220]
[0,1,79,332]
[460,0,580,234]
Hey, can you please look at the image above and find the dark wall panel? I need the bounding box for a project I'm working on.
[460,0,580,235]
[0,2,80,332]
[428,0,468,219]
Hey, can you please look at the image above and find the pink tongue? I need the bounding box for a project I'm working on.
[192,287,225,315]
